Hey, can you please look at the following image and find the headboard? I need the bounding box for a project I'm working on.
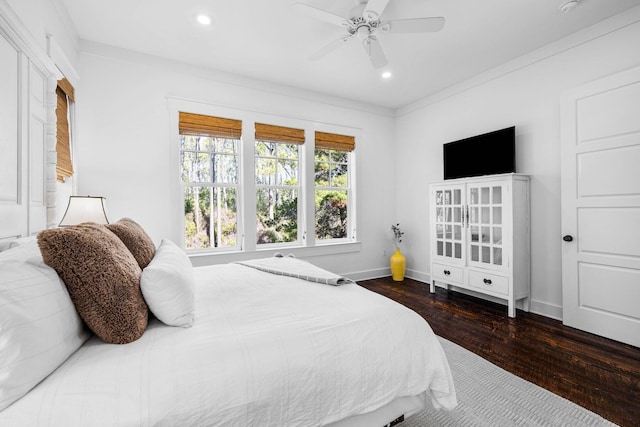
[0,3,62,241]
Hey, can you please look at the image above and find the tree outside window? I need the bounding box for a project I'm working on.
[315,148,349,240]
[255,140,299,244]
[181,134,239,249]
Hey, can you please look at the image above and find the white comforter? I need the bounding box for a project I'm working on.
[0,263,456,426]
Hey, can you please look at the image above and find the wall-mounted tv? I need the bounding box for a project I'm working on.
[443,126,516,180]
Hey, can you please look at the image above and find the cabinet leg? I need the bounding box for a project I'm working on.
[430,280,436,293]
[508,300,516,318]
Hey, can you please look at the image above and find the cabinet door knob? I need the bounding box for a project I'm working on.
[563,235,574,242]
[444,270,450,275]
[483,278,492,285]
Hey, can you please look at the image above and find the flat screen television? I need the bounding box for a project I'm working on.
[443,126,516,180]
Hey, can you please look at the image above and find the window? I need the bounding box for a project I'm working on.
[314,131,354,241]
[55,78,74,182]
[179,112,241,250]
[255,123,304,245]
[173,104,358,254]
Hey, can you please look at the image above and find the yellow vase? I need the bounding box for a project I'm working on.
[390,248,406,282]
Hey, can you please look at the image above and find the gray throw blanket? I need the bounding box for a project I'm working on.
[235,256,355,286]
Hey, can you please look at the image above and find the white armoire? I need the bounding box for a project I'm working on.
[429,173,530,317]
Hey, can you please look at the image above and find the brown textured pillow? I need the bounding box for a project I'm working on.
[106,218,155,269]
[37,223,148,344]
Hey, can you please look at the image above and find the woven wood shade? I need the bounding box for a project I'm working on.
[179,112,242,138]
[255,123,305,145]
[315,131,355,152]
[56,83,73,182]
[57,77,75,102]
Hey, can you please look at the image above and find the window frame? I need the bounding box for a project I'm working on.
[254,138,302,248]
[314,147,353,244]
[180,133,241,252]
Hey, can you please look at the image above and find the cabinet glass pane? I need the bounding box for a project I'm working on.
[445,242,452,257]
[493,186,502,204]
[493,227,502,244]
[436,224,444,239]
[445,225,452,239]
[494,248,502,265]
[471,226,479,242]
[436,208,443,222]
[454,207,462,223]
[481,226,490,243]
[454,225,462,240]
[453,189,461,205]
[482,246,490,263]
[481,207,490,224]
[436,191,443,205]
[481,187,490,204]
[470,207,478,224]
[493,207,502,225]
[469,188,478,205]
[471,245,479,261]
[444,190,451,205]
[437,241,443,256]
[445,208,452,222]
[455,243,462,259]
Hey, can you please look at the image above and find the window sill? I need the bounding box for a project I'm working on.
[188,241,362,267]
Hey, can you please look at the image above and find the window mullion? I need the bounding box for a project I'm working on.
[303,128,316,247]
[241,120,257,252]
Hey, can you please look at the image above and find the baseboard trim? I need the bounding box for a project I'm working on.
[347,268,391,282]
[529,300,563,321]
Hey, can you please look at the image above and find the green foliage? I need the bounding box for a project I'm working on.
[315,190,347,239]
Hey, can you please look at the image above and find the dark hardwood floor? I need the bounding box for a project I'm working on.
[358,277,640,427]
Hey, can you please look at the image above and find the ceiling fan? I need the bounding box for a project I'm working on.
[293,0,445,69]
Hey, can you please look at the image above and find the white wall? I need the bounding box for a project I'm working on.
[394,10,640,319]
[75,43,397,277]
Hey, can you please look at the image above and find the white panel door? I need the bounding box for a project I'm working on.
[561,66,640,347]
[0,33,27,239]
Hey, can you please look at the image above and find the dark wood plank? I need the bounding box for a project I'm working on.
[358,277,640,427]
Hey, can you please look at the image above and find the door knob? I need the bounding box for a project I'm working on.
[563,235,574,242]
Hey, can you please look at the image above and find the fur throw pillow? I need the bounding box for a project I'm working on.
[37,223,148,344]
[106,218,155,269]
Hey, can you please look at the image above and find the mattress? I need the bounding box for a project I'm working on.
[0,262,456,426]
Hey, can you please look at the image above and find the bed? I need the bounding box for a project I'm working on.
[0,224,456,426]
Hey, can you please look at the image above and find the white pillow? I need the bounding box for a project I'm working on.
[141,239,195,327]
[0,244,91,411]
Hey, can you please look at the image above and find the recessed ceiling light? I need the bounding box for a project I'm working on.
[559,0,580,13]
[196,14,211,25]
[381,71,392,79]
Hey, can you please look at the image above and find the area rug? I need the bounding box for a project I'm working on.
[404,337,618,426]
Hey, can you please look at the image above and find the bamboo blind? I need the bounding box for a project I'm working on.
[179,112,242,138]
[315,131,355,152]
[57,77,75,102]
[255,123,305,145]
[55,81,73,182]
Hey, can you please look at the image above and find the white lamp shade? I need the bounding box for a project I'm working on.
[59,196,110,227]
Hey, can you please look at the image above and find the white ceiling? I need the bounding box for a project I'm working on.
[60,0,640,109]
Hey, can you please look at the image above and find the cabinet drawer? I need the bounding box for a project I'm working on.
[432,263,463,284]
[469,270,509,296]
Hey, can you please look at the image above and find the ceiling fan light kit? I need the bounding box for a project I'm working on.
[294,0,445,70]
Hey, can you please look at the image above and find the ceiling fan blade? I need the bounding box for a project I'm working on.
[293,3,349,27]
[309,35,353,61]
[386,17,445,33]
[362,36,388,69]
[363,0,391,20]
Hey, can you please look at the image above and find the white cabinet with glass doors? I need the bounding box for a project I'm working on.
[429,174,530,317]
